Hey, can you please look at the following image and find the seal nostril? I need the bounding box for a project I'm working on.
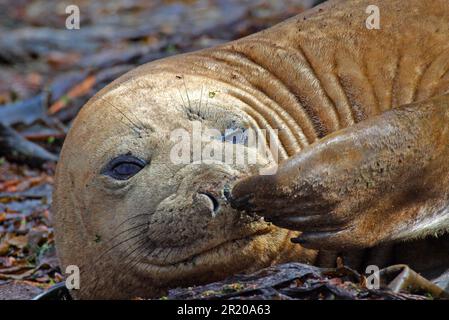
[223,184,231,202]
[199,192,220,212]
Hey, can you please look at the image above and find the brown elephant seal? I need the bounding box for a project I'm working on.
[54,0,449,299]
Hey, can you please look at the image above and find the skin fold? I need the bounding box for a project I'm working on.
[53,0,449,298]
[231,95,449,250]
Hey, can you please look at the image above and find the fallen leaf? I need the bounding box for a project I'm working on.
[48,75,96,114]
[0,265,33,275]
[8,235,28,249]
[0,241,10,255]
[0,268,36,280]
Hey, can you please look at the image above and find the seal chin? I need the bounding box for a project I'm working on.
[142,225,273,268]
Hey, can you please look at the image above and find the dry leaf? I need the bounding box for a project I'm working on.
[8,235,28,249]
[48,75,96,114]
[0,241,10,255]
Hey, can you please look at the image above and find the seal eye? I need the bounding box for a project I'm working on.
[102,155,146,180]
[222,128,248,145]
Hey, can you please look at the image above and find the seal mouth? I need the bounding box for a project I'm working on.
[143,226,273,268]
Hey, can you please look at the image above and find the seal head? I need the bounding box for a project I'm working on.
[53,57,315,299]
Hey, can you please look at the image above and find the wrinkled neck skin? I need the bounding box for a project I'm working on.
[54,0,449,298]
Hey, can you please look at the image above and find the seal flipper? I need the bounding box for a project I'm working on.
[230,94,449,250]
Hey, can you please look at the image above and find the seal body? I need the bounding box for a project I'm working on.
[54,0,449,298]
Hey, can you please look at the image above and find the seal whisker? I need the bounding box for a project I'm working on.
[177,87,188,110]
[106,228,149,253]
[98,96,144,136]
[199,85,204,110]
[81,228,150,273]
[127,242,157,275]
[127,83,156,132]
[77,229,147,277]
[110,222,149,240]
[112,213,152,233]
[117,235,149,263]
[113,239,156,289]
[74,229,150,296]
[183,78,192,109]
[90,239,146,298]
[122,240,152,269]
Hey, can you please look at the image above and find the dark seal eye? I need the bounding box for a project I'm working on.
[223,128,248,145]
[101,155,147,180]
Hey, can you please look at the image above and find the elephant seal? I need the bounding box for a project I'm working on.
[54,0,449,299]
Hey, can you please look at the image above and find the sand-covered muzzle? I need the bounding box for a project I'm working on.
[139,163,270,263]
